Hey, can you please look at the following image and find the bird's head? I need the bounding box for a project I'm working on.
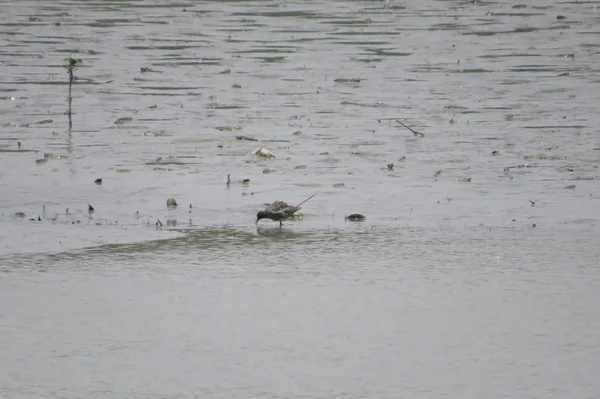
[256,210,267,224]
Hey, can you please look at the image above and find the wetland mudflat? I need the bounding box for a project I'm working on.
[1,1,599,398]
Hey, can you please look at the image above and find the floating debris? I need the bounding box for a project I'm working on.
[114,117,133,125]
[94,178,103,185]
[216,126,241,132]
[218,68,231,74]
[232,83,242,89]
[44,152,64,159]
[457,177,472,183]
[167,198,178,208]
[236,135,258,142]
[88,203,95,213]
[35,158,48,164]
[334,78,361,83]
[140,67,153,73]
[143,130,171,137]
[434,170,442,177]
[292,130,302,136]
[227,174,231,187]
[295,165,307,170]
[166,219,177,227]
[564,184,576,190]
[394,119,425,137]
[14,212,26,218]
[33,119,53,125]
[387,163,394,171]
[263,169,276,174]
[154,156,185,165]
[345,213,366,222]
[492,150,500,155]
[242,179,250,184]
[333,183,345,188]
[147,104,158,110]
[252,147,275,159]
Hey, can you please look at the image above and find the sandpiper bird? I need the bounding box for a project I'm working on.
[256,194,315,227]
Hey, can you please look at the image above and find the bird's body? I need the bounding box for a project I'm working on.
[256,194,315,227]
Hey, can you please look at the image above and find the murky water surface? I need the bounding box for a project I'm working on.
[1,1,599,398]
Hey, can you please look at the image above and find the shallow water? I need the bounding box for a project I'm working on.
[1,0,600,398]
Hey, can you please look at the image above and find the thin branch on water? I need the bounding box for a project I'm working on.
[62,56,82,130]
[395,119,425,137]
[377,118,426,137]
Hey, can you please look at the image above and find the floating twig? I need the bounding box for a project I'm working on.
[395,119,425,137]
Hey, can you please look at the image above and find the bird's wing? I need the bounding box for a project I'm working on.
[267,201,289,212]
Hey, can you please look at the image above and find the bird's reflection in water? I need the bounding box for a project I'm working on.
[256,225,307,239]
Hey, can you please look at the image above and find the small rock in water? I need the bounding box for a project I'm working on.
[242,179,250,184]
[345,214,366,221]
[94,178,103,185]
[88,203,95,213]
[15,212,26,218]
[167,198,178,207]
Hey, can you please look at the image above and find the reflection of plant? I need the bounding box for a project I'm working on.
[62,57,82,129]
